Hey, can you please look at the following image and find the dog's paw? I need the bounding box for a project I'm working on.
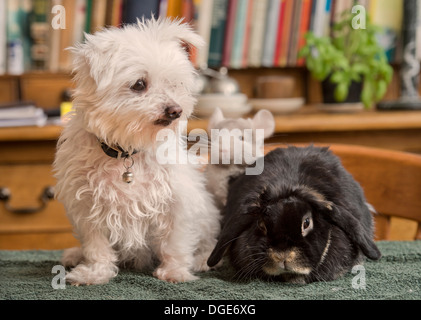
[61,247,84,268]
[192,252,213,272]
[153,267,198,283]
[65,263,118,286]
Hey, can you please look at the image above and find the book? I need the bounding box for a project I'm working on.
[311,0,326,37]
[106,0,123,27]
[90,0,107,32]
[222,0,237,66]
[247,0,269,67]
[370,0,403,62]
[0,0,6,74]
[273,0,285,66]
[261,0,281,67]
[181,0,195,21]
[331,0,353,23]
[241,0,253,68]
[58,0,76,71]
[159,0,168,18]
[296,0,312,66]
[166,0,183,18]
[207,0,229,68]
[121,0,160,24]
[72,0,87,45]
[48,0,62,72]
[417,0,421,61]
[6,0,24,75]
[196,0,213,68]
[287,0,303,66]
[230,0,249,69]
[323,0,332,37]
[279,0,294,67]
[20,0,32,71]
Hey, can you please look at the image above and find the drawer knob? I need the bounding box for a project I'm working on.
[0,186,55,214]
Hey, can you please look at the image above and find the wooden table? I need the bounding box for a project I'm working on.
[188,107,421,153]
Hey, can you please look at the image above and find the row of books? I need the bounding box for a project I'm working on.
[0,0,408,75]
[205,0,404,68]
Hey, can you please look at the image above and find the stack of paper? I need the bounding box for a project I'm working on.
[0,102,47,127]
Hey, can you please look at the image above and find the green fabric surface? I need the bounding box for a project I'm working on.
[1,241,420,300]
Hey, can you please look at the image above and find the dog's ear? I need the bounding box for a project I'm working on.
[70,30,120,92]
[139,18,205,58]
[252,109,275,139]
[169,20,205,53]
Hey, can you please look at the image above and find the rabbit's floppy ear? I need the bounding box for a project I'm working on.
[207,211,254,267]
[207,189,264,268]
[326,206,381,260]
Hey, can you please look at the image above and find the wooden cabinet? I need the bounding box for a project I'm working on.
[0,126,79,250]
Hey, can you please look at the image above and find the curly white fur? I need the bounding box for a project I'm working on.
[54,18,220,285]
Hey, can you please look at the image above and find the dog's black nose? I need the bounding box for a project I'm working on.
[164,105,182,120]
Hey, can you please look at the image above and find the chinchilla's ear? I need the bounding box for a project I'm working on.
[207,107,225,133]
[252,109,275,139]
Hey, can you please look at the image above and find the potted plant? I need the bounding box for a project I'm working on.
[299,9,393,109]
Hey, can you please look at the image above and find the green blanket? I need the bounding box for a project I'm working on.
[1,241,420,300]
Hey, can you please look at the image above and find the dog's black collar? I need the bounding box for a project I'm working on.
[99,140,139,159]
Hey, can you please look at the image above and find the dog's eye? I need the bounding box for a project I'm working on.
[131,79,147,92]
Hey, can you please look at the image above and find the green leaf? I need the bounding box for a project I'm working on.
[330,71,345,84]
[334,83,349,102]
[361,80,374,108]
[375,80,388,101]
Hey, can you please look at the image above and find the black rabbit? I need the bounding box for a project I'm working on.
[207,146,381,283]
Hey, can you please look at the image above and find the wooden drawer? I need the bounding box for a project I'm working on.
[0,164,79,249]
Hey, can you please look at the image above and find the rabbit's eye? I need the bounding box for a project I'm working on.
[301,213,313,237]
[303,218,310,229]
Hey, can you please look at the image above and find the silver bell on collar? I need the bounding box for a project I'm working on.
[122,156,134,183]
[122,171,134,183]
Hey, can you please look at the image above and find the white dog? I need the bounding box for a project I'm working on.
[53,18,220,285]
